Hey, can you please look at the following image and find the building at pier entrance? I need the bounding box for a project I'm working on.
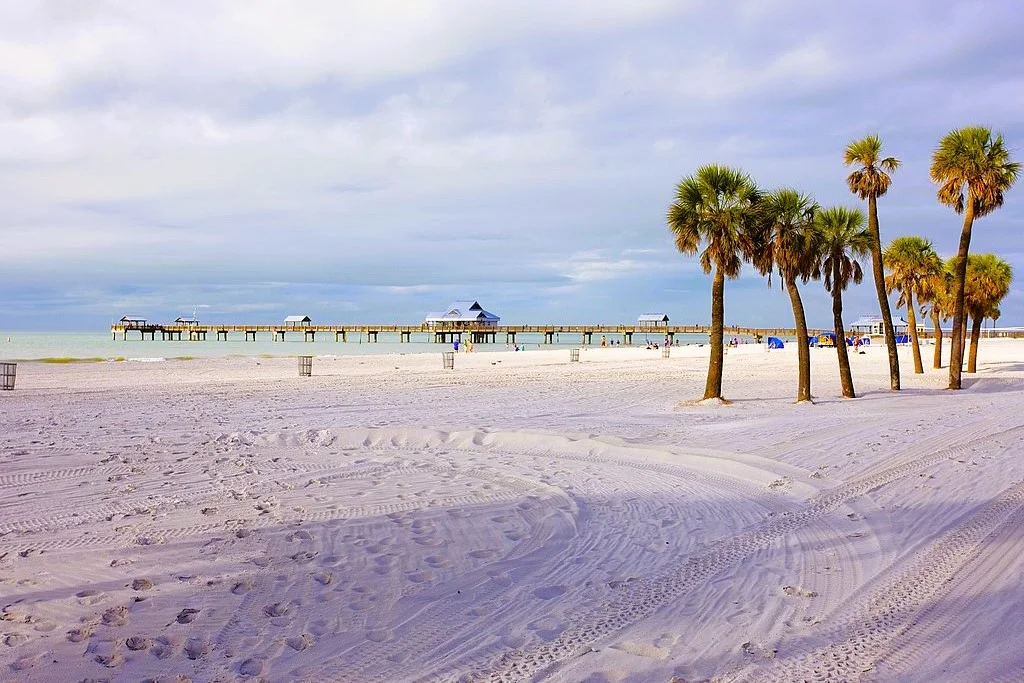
[424,301,500,329]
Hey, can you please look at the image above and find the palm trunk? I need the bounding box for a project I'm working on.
[948,198,975,389]
[832,260,856,398]
[931,309,943,369]
[967,313,983,373]
[960,316,968,365]
[867,195,900,390]
[786,275,811,402]
[703,266,726,400]
[907,290,923,374]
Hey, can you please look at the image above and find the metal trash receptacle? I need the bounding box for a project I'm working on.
[0,362,15,390]
[442,352,455,369]
[298,355,313,377]
[662,347,671,359]
[569,348,580,362]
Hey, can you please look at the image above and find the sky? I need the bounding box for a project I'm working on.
[1,0,1023,331]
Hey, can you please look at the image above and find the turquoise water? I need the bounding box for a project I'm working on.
[0,331,726,361]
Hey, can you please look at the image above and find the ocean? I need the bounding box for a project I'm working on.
[0,331,729,362]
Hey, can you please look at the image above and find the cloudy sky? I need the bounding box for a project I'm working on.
[2,0,1022,330]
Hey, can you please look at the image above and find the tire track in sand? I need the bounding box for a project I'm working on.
[466,423,1024,682]
[731,480,1024,682]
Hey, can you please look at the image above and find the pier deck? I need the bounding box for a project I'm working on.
[112,323,839,344]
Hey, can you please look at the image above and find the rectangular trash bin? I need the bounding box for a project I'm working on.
[662,347,671,359]
[569,348,580,362]
[298,355,313,377]
[0,362,15,390]
[442,352,455,370]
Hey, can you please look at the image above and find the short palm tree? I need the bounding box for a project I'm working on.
[918,259,953,369]
[815,206,871,398]
[752,189,819,402]
[845,134,902,391]
[668,165,761,401]
[883,236,943,374]
[930,126,1020,388]
[964,253,1013,373]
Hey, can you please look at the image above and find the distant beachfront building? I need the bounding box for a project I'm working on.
[120,315,147,328]
[284,315,312,328]
[849,314,910,336]
[637,313,670,328]
[424,301,500,329]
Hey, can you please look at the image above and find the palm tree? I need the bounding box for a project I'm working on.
[815,206,871,398]
[844,134,902,391]
[883,237,943,374]
[752,189,819,402]
[918,259,953,369]
[930,127,1020,389]
[668,165,761,401]
[964,253,1013,373]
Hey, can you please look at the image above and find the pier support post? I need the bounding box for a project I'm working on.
[304,330,315,342]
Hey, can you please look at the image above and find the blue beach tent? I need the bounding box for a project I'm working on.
[767,337,785,349]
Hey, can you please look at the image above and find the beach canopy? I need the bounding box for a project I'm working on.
[767,337,784,349]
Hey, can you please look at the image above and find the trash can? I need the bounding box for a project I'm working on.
[662,347,671,359]
[442,352,455,370]
[0,362,15,390]
[569,348,580,362]
[298,355,313,377]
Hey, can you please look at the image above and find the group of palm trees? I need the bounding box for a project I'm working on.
[668,127,1019,403]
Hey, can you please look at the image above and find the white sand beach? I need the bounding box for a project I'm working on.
[2,341,1024,682]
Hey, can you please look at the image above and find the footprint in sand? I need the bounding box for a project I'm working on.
[264,603,291,621]
[126,635,152,651]
[424,555,452,569]
[366,629,393,643]
[313,571,334,585]
[76,589,105,606]
[101,605,130,626]
[406,570,436,584]
[175,608,201,624]
[66,627,91,643]
[150,635,179,659]
[184,636,209,660]
[533,585,568,600]
[3,633,29,647]
[286,633,314,651]
[287,529,315,542]
[239,657,266,676]
[232,579,254,595]
[467,549,497,560]
[527,616,565,641]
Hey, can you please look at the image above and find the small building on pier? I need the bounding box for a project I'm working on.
[175,317,200,326]
[849,314,910,337]
[637,313,670,328]
[425,301,500,329]
[120,315,147,329]
[284,315,312,328]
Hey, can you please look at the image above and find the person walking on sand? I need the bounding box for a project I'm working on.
[453,339,460,352]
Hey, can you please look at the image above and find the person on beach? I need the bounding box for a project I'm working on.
[453,339,460,352]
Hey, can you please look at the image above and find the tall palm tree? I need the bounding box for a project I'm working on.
[815,206,871,398]
[964,253,1013,373]
[845,134,902,391]
[668,165,761,401]
[930,126,1020,389]
[918,258,953,369]
[752,189,819,402]
[883,236,943,374]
